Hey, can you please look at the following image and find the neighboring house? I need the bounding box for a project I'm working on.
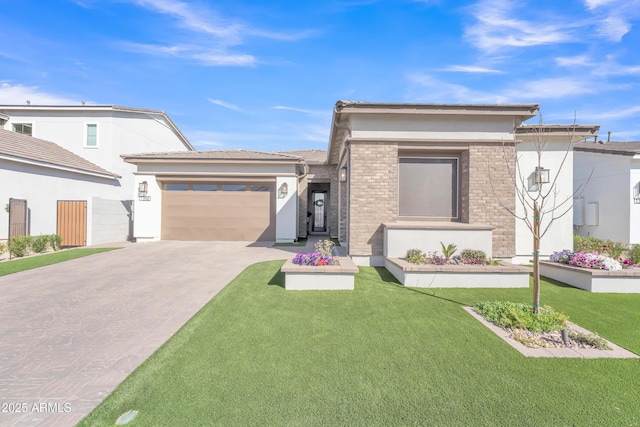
[124,101,597,266]
[0,104,193,245]
[573,141,640,245]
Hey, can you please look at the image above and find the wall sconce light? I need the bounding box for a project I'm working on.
[339,166,348,183]
[138,181,148,196]
[534,167,550,185]
[278,182,288,198]
[634,182,640,204]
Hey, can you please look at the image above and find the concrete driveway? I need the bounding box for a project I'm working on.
[0,240,306,427]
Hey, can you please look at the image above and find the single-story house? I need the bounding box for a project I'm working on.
[124,101,599,265]
[573,141,640,245]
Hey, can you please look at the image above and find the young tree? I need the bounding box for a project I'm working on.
[491,115,594,314]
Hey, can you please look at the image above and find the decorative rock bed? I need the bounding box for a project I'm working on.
[540,260,640,293]
[280,257,359,290]
[385,258,531,288]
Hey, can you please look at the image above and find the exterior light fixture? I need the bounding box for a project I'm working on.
[534,167,550,185]
[278,182,288,198]
[339,166,348,183]
[138,181,148,196]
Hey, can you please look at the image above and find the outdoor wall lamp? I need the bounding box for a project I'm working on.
[339,166,348,183]
[534,167,550,185]
[138,181,148,196]
[278,182,288,198]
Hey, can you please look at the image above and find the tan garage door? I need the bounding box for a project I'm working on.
[161,183,276,241]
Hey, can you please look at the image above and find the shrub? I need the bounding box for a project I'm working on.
[460,249,487,265]
[569,331,611,350]
[8,235,32,257]
[426,252,447,265]
[406,249,427,264]
[573,235,605,253]
[628,244,640,264]
[474,301,568,333]
[603,240,627,260]
[314,240,335,258]
[0,241,6,256]
[48,234,62,251]
[31,235,49,253]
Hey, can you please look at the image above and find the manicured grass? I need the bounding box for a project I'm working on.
[272,238,308,247]
[0,248,120,277]
[79,263,640,426]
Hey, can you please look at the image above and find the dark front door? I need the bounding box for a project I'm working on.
[312,191,327,232]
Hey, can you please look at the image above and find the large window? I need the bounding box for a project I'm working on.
[398,157,458,218]
[86,124,98,147]
[12,123,33,136]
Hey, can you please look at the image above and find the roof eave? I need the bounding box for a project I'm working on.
[0,154,120,179]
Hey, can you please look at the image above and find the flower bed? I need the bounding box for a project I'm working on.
[281,257,358,290]
[385,258,531,288]
[549,249,631,271]
[540,260,640,293]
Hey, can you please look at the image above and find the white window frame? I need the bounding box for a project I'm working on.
[398,156,460,219]
[12,123,33,136]
[85,123,99,148]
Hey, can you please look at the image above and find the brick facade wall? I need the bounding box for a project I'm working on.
[345,141,516,259]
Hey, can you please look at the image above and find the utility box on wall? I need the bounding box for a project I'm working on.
[585,202,599,226]
[573,197,585,226]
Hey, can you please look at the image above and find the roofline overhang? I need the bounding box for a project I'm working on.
[334,101,540,118]
[0,154,121,179]
[122,156,302,165]
[517,124,600,137]
[574,146,640,156]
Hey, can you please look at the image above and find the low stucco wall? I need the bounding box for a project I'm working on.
[281,257,359,290]
[540,261,640,293]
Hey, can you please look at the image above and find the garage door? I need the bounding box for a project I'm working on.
[161,182,276,241]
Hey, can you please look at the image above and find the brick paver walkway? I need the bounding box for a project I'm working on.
[0,240,308,426]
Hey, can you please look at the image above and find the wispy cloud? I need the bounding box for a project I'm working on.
[583,0,639,42]
[273,105,330,116]
[464,0,577,52]
[442,65,503,73]
[596,16,630,41]
[507,77,599,99]
[408,74,509,103]
[119,0,315,66]
[585,105,640,119]
[207,98,244,112]
[555,55,596,67]
[0,83,81,104]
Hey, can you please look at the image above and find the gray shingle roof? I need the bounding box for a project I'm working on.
[573,141,640,156]
[0,129,120,178]
[122,149,304,162]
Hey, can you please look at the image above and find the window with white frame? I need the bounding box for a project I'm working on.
[85,123,98,147]
[398,156,459,218]
[12,123,33,136]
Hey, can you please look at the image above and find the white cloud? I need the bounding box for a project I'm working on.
[408,74,510,103]
[0,83,81,105]
[506,77,598,99]
[207,98,243,112]
[442,65,503,73]
[119,42,256,66]
[584,0,618,10]
[555,55,595,67]
[464,0,576,52]
[596,16,631,41]
[587,105,640,119]
[273,106,330,116]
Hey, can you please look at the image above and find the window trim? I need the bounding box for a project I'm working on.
[398,155,460,220]
[85,123,99,148]
[12,123,33,136]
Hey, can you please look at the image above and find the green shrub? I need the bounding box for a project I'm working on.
[406,248,427,264]
[474,301,568,333]
[573,235,605,252]
[460,249,487,265]
[314,240,335,258]
[31,235,49,253]
[0,242,6,256]
[569,331,611,350]
[628,244,640,264]
[603,240,627,260]
[8,235,32,257]
[48,234,62,251]
[440,242,457,260]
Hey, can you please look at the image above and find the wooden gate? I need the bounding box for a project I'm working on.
[8,198,28,239]
[57,200,87,247]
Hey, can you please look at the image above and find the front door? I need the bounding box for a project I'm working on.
[312,191,327,232]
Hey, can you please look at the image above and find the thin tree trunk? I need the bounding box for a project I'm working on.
[533,201,540,314]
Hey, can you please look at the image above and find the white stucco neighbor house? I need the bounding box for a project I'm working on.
[123,101,598,266]
[0,105,193,246]
[573,141,640,245]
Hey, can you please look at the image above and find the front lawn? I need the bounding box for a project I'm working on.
[79,262,640,426]
[0,248,120,277]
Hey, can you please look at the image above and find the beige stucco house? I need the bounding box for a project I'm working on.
[124,101,599,266]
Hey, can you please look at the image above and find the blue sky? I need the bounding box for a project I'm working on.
[1,0,639,151]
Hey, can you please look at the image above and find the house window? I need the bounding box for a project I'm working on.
[86,124,98,147]
[398,157,458,218]
[165,183,189,191]
[12,123,33,136]
[222,184,246,191]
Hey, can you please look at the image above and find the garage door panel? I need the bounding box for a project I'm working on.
[161,188,275,241]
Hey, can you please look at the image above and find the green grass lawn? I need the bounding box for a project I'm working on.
[0,248,120,277]
[79,262,640,427]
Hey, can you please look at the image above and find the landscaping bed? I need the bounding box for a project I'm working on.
[386,257,531,288]
[280,256,358,290]
[540,260,640,293]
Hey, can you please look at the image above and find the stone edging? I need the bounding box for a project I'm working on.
[464,306,639,359]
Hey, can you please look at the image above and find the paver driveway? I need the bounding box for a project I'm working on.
[0,240,304,426]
